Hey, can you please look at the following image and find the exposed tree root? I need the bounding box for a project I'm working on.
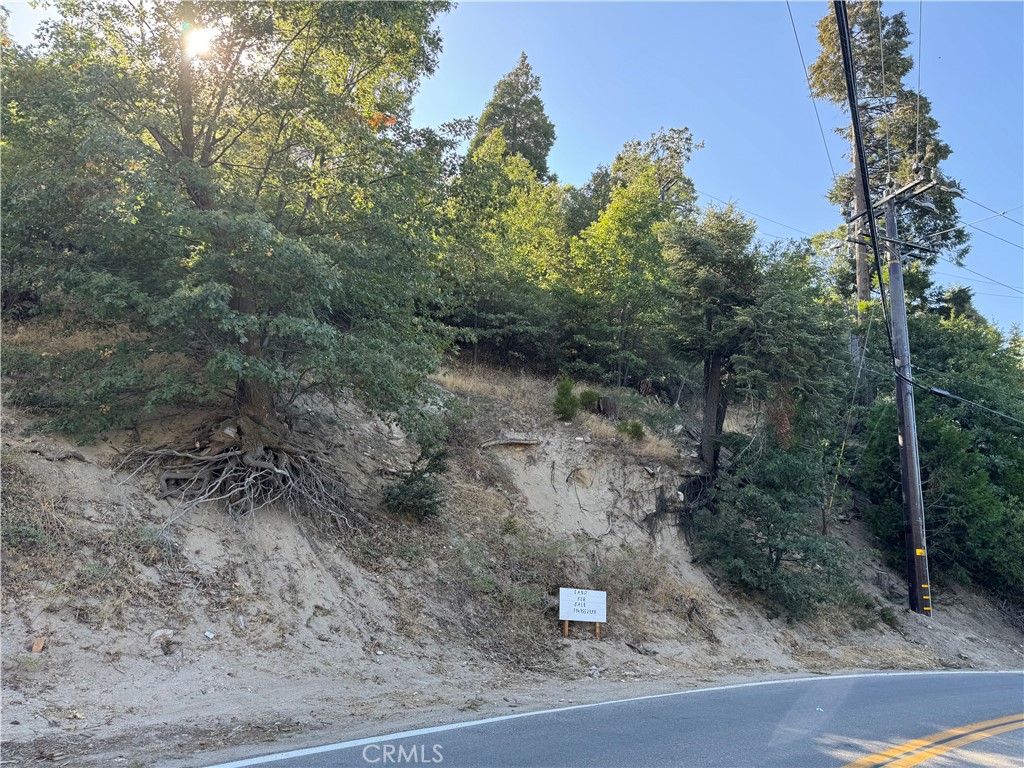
[122,414,355,531]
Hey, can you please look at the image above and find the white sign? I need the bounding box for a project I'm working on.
[559,588,607,623]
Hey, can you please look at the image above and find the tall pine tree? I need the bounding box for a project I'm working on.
[470,52,557,182]
[809,0,968,308]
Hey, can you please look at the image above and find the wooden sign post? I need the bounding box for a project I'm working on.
[558,588,607,640]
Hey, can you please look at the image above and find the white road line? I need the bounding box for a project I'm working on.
[202,670,1022,768]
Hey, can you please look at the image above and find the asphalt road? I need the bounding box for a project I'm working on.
[203,671,1024,768]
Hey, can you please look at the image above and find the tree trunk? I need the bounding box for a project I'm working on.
[229,282,276,426]
[173,19,272,426]
[701,354,726,474]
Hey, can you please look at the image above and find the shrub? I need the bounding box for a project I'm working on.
[617,420,645,440]
[553,377,580,421]
[384,450,448,522]
[693,442,848,619]
[578,389,601,413]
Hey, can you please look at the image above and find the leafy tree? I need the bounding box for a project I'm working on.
[558,128,698,386]
[3,1,454,521]
[731,244,851,448]
[663,205,759,473]
[857,313,1024,603]
[434,130,563,367]
[553,378,580,421]
[610,127,700,214]
[470,52,557,182]
[561,169,669,386]
[562,166,612,238]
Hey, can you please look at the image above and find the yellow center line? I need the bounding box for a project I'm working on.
[886,719,1024,767]
[842,713,1024,768]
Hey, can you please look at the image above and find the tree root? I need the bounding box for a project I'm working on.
[121,415,355,532]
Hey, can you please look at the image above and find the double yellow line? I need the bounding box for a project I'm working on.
[844,712,1024,767]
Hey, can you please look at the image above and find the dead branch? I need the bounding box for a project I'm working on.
[479,436,542,449]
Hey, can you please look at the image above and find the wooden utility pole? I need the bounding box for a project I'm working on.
[833,0,933,616]
[852,145,871,325]
[883,192,933,616]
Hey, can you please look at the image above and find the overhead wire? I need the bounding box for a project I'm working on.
[833,0,895,357]
[926,210,1018,241]
[932,256,1024,296]
[694,188,814,237]
[876,2,893,179]
[958,198,1023,228]
[824,302,876,527]
[962,222,1023,251]
[913,4,925,155]
[930,269,1024,292]
[832,1,1024,433]
[909,359,1024,407]
[785,0,838,182]
[918,384,1024,428]
[822,347,1024,429]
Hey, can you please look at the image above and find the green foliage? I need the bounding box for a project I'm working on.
[553,378,580,421]
[435,131,564,368]
[694,440,848,619]
[578,389,601,412]
[1,520,50,554]
[470,52,557,182]
[3,0,454,438]
[384,450,449,522]
[617,420,645,441]
[856,313,1024,603]
[555,129,699,387]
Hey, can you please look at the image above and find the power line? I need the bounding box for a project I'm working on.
[933,255,1024,296]
[785,0,838,182]
[833,0,895,358]
[910,359,1024,407]
[959,197,1024,227]
[926,210,1017,241]
[876,3,893,179]
[924,210,1024,251]
[919,382,1024,428]
[964,221,1023,251]
[931,268,1022,289]
[825,302,876,529]
[837,350,1024,429]
[694,188,814,237]
[914,2,924,156]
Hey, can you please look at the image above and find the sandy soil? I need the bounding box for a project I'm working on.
[2,371,1021,768]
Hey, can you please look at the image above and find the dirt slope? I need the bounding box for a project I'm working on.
[2,368,1021,767]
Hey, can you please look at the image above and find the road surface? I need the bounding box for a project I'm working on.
[202,671,1024,768]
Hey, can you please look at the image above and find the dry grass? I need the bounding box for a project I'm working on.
[0,452,187,626]
[431,367,552,416]
[578,413,680,463]
[3,316,138,357]
[589,546,718,643]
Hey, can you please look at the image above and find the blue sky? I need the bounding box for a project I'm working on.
[5,1,1022,331]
